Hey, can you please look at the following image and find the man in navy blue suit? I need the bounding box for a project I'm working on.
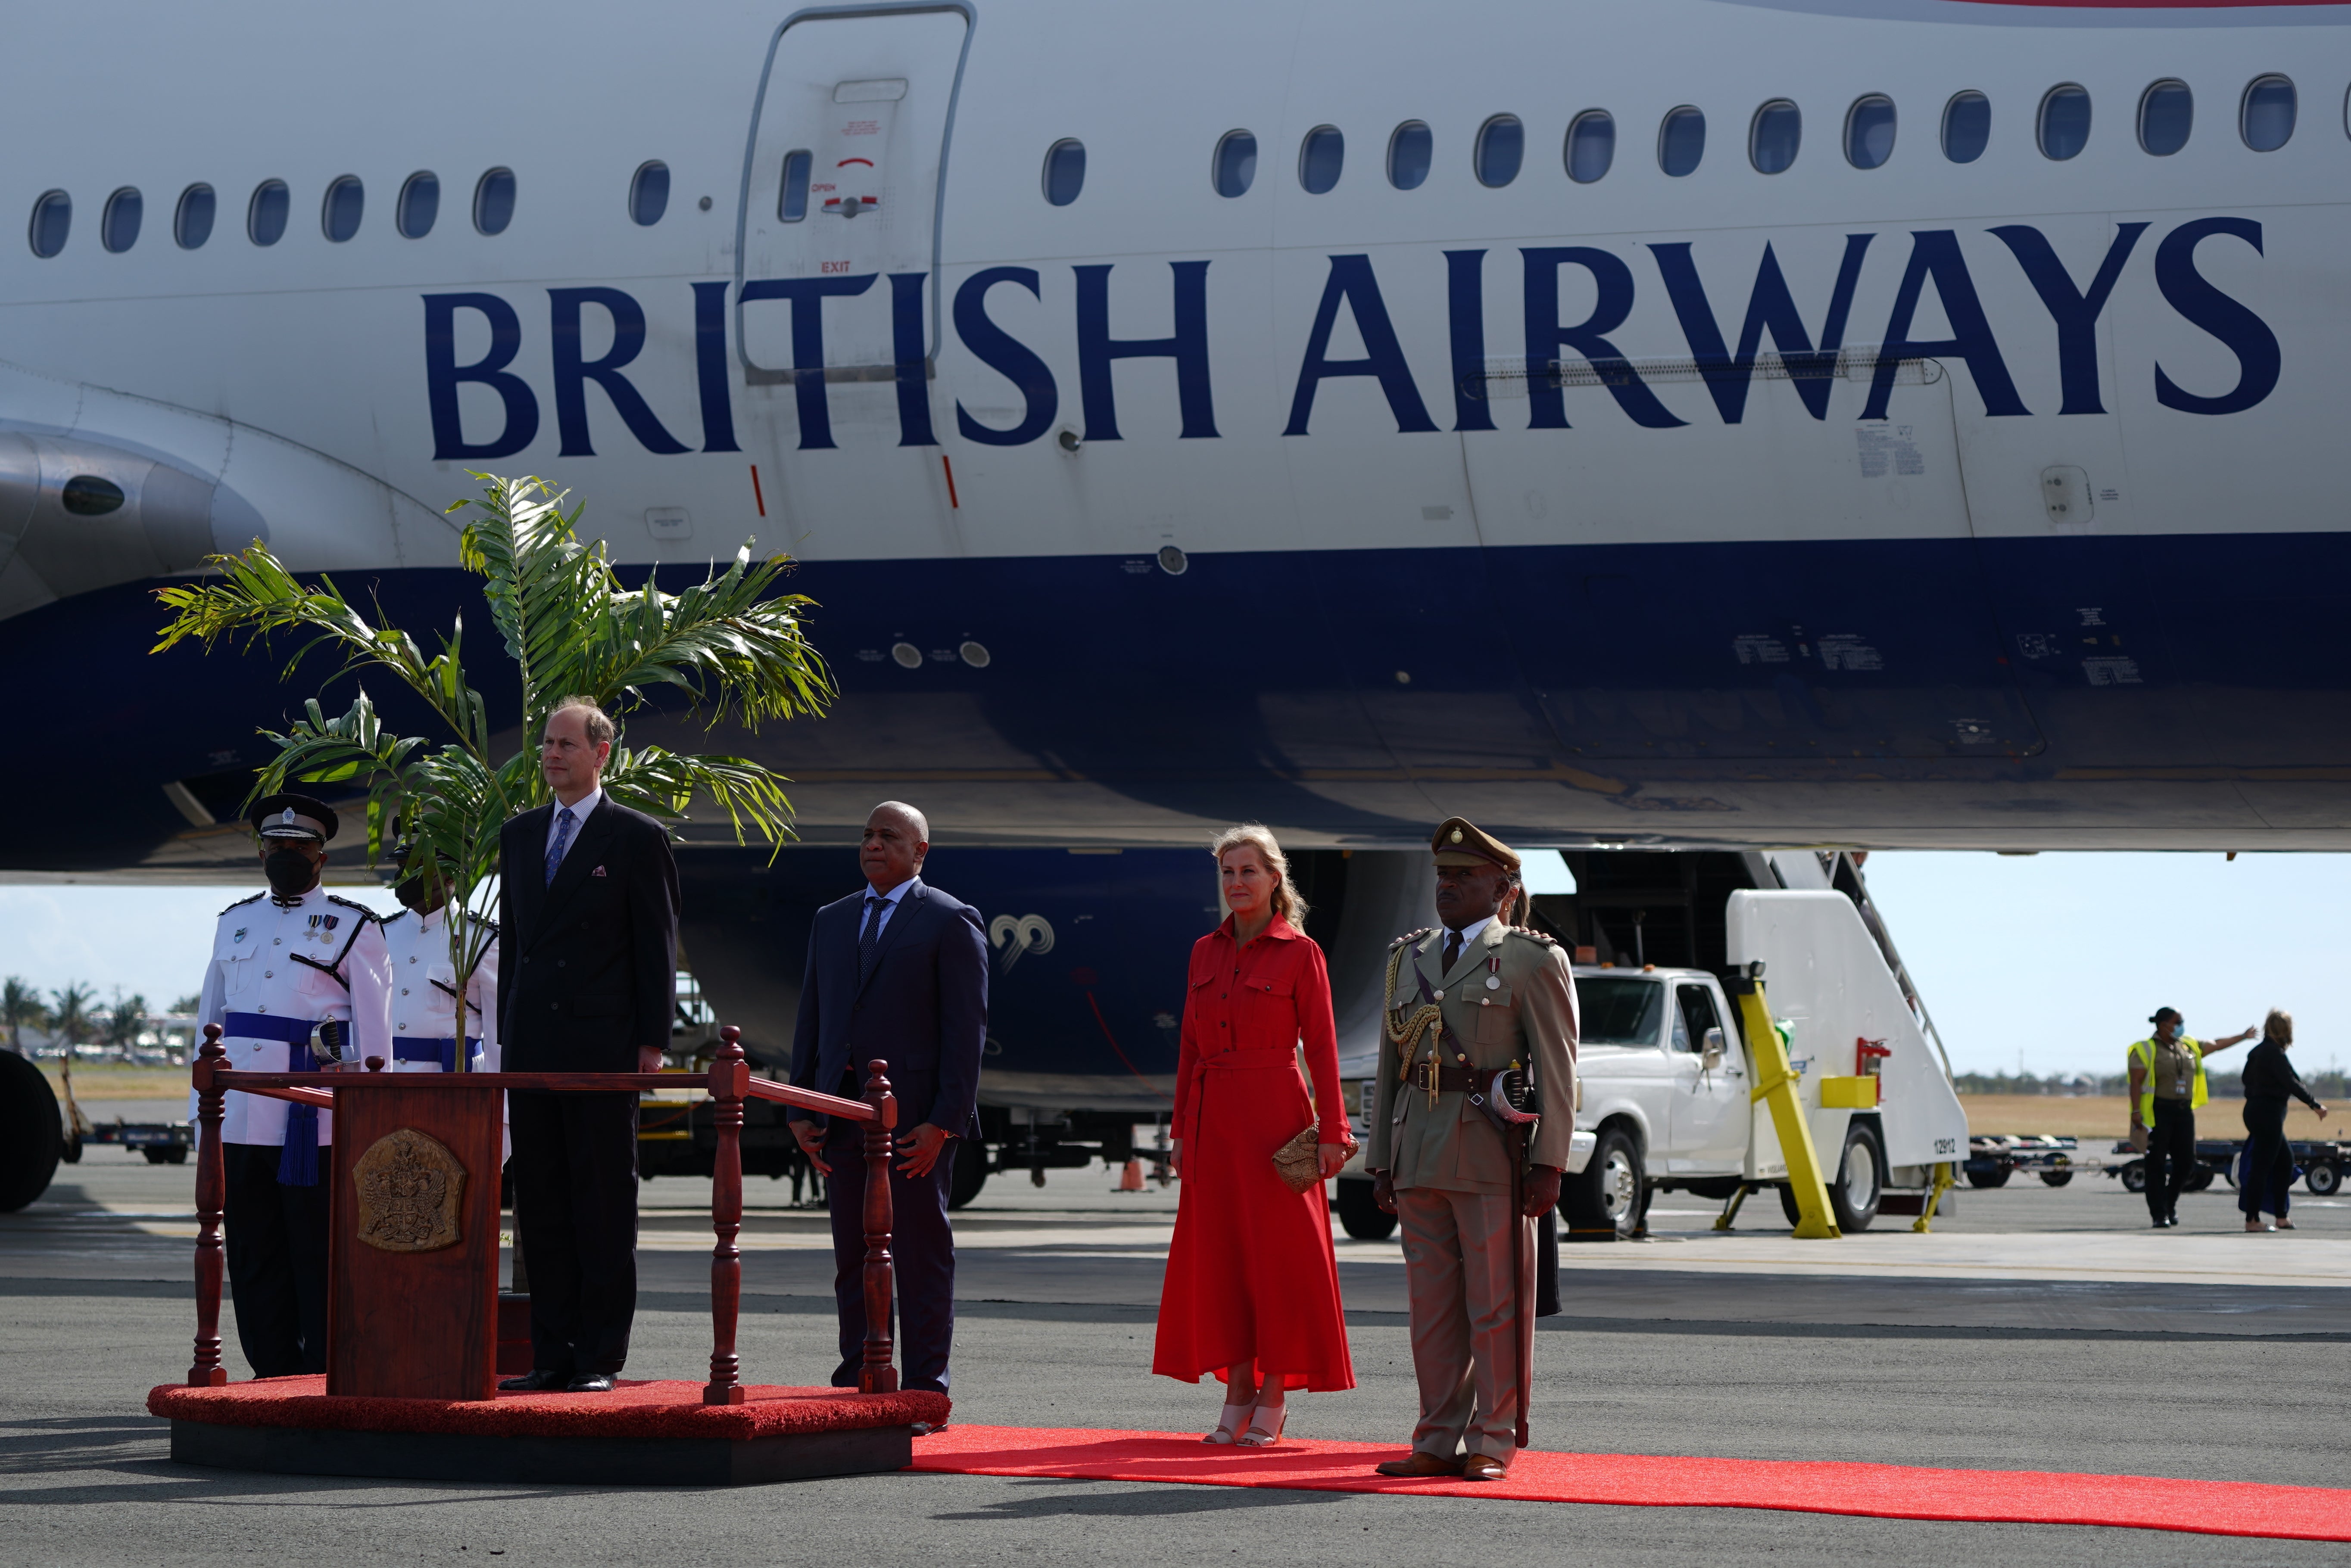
[789,801,987,1401]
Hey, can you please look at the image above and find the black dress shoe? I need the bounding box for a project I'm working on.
[499,1369,570,1392]
[911,1421,948,1436]
[566,1373,616,1393]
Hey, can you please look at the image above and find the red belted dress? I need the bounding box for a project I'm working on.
[1152,913,1356,1393]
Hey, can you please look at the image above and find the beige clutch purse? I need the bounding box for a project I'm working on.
[1272,1126,1324,1194]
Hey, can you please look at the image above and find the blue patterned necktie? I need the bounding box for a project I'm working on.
[858,894,885,981]
[544,806,576,887]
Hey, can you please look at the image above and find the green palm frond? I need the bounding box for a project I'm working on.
[153,472,835,997]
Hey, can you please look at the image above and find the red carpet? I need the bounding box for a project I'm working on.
[150,1377,947,1442]
[909,1426,2351,1541]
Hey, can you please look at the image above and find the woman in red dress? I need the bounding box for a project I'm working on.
[1152,824,1356,1446]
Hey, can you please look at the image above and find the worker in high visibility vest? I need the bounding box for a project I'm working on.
[2129,1008,2254,1229]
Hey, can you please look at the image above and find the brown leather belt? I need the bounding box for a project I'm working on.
[1407,1061,1478,1094]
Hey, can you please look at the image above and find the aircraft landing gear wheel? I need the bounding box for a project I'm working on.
[947,1141,988,1210]
[1334,1177,1397,1241]
[1563,1126,1645,1239]
[1829,1122,1883,1232]
[0,1050,63,1212]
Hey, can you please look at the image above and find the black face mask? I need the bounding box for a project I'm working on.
[264,848,316,898]
[395,875,432,912]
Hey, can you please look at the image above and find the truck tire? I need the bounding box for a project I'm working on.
[2038,1169,2074,1188]
[947,1141,989,1210]
[0,1051,63,1212]
[1829,1122,1884,1232]
[1334,1177,1398,1241]
[2184,1165,2216,1193]
[2120,1159,2146,1194]
[2306,1161,2342,1197]
[1965,1165,2011,1189]
[1562,1126,1645,1240]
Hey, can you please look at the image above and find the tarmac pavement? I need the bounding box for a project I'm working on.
[6,1145,2349,1565]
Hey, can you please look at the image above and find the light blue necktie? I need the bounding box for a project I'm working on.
[544,806,576,887]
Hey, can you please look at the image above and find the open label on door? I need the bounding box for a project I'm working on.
[737,9,967,384]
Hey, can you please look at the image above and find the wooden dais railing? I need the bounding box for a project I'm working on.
[186,1022,899,1404]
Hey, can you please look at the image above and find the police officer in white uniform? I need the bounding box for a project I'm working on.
[381,848,500,1079]
[190,794,392,1376]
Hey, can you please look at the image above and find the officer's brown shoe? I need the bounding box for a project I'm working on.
[1459,1454,1510,1482]
[1374,1451,1465,1478]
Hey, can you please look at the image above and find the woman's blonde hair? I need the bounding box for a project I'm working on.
[2264,1008,2294,1045]
[1210,823,1309,929]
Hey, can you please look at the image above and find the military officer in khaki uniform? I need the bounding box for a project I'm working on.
[1366,818,1578,1482]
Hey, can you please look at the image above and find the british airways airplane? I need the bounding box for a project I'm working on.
[4,0,2343,1186]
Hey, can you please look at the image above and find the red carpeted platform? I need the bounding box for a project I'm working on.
[908,1426,2351,1542]
[152,1378,949,1486]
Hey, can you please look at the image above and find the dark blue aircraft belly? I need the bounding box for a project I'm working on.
[15,526,2351,878]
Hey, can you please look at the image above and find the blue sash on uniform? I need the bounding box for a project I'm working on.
[223,1011,324,1187]
[393,1037,482,1074]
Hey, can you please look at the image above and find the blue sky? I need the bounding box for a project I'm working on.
[0,853,2339,1076]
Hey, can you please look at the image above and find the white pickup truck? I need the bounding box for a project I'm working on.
[1335,884,1970,1241]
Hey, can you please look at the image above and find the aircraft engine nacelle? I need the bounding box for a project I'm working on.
[0,429,264,619]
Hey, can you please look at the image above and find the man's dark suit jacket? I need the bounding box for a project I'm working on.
[498,795,680,1073]
[789,878,987,1136]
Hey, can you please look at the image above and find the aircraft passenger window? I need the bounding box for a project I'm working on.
[28,191,69,258]
[2139,80,2192,156]
[1475,114,1524,187]
[322,175,364,242]
[2242,75,2296,150]
[1658,106,1705,176]
[474,168,516,235]
[779,150,812,221]
[1388,121,1431,190]
[1043,139,1085,206]
[247,180,289,246]
[630,161,670,225]
[397,172,439,239]
[1213,131,1257,196]
[2038,84,2091,160]
[1749,99,1800,173]
[1941,91,1990,163]
[1565,110,1614,183]
[1845,94,1895,168]
[1299,125,1344,193]
[101,188,141,253]
[175,185,214,249]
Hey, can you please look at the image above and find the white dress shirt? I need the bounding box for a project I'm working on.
[545,787,602,870]
[1441,915,1495,960]
[859,876,919,942]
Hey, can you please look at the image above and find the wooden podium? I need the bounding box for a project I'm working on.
[326,1081,504,1399]
[187,1025,900,1406]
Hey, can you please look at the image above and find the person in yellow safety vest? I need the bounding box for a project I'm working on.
[2129,1008,2254,1230]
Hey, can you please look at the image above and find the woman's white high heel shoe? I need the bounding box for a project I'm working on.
[1204,1400,1253,1444]
[1238,1400,1288,1447]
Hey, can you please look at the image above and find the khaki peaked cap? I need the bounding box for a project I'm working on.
[1430,816,1519,872]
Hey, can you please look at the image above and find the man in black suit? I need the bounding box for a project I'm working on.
[496,697,680,1394]
[789,801,987,1400]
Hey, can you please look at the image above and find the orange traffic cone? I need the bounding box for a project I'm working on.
[1118,1157,1145,1192]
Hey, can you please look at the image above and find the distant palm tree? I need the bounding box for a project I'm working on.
[49,983,94,1050]
[104,990,149,1055]
[0,977,44,1056]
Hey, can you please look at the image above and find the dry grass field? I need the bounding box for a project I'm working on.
[1961,1093,2351,1142]
[39,1063,189,1102]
